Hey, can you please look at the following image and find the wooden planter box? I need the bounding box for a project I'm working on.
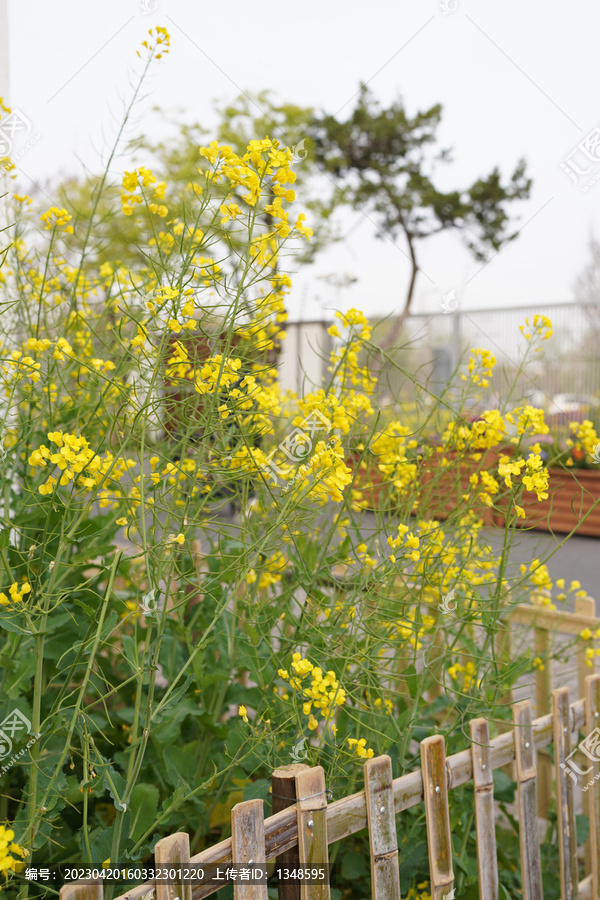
[417,450,499,525]
[493,467,600,536]
[350,449,499,524]
[341,451,600,536]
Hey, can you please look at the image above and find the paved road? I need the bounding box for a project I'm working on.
[353,512,598,606]
[482,527,599,606]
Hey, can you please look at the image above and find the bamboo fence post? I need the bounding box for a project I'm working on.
[514,700,543,900]
[469,717,498,900]
[576,596,598,696]
[364,755,401,900]
[155,831,192,900]
[272,763,311,900]
[420,736,454,900]
[534,625,553,818]
[231,799,269,900]
[575,596,597,882]
[586,674,600,898]
[495,620,517,783]
[294,766,330,900]
[552,688,578,899]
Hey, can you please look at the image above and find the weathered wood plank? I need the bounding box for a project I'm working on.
[553,688,578,899]
[231,799,269,900]
[60,887,103,900]
[272,764,311,900]
[364,756,401,900]
[510,604,600,634]
[470,718,498,900]
[295,766,330,900]
[114,700,589,900]
[421,736,453,900]
[514,701,543,900]
[585,675,600,899]
[155,831,191,900]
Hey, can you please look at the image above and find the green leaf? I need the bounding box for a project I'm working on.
[102,765,126,808]
[90,826,114,865]
[242,779,270,802]
[493,768,516,803]
[576,813,590,845]
[403,664,418,699]
[129,783,159,843]
[121,634,140,672]
[340,849,367,880]
[163,745,197,790]
[152,674,194,721]
[0,614,32,635]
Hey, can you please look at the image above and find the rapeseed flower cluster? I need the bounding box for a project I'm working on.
[195,355,243,398]
[328,308,376,394]
[246,551,287,590]
[404,884,432,900]
[40,207,73,234]
[0,581,31,606]
[506,404,549,441]
[462,347,496,387]
[567,419,599,462]
[387,523,421,563]
[0,826,26,872]
[370,423,418,497]
[308,439,353,504]
[447,660,480,691]
[29,431,135,497]
[466,469,499,507]
[347,738,374,759]
[519,314,553,343]
[442,409,506,453]
[385,607,435,650]
[280,653,347,728]
[138,26,170,59]
[121,166,168,217]
[498,451,549,510]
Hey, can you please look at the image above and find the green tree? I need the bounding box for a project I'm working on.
[308,85,532,348]
[54,93,326,270]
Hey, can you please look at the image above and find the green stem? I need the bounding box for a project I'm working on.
[27,550,122,847]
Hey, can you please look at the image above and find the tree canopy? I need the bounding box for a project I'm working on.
[308,85,532,347]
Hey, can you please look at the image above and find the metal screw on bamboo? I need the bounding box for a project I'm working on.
[364,755,401,900]
[470,717,499,900]
[420,736,454,900]
[294,766,330,900]
[513,701,543,900]
[272,763,311,900]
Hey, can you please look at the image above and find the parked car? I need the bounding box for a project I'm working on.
[547,393,599,425]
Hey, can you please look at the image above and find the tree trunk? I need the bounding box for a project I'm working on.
[379,231,418,351]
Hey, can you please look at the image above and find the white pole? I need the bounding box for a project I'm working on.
[0,0,9,106]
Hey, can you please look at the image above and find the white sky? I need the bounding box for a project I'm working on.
[3,0,600,322]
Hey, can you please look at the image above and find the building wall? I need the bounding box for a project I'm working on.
[278,321,331,394]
